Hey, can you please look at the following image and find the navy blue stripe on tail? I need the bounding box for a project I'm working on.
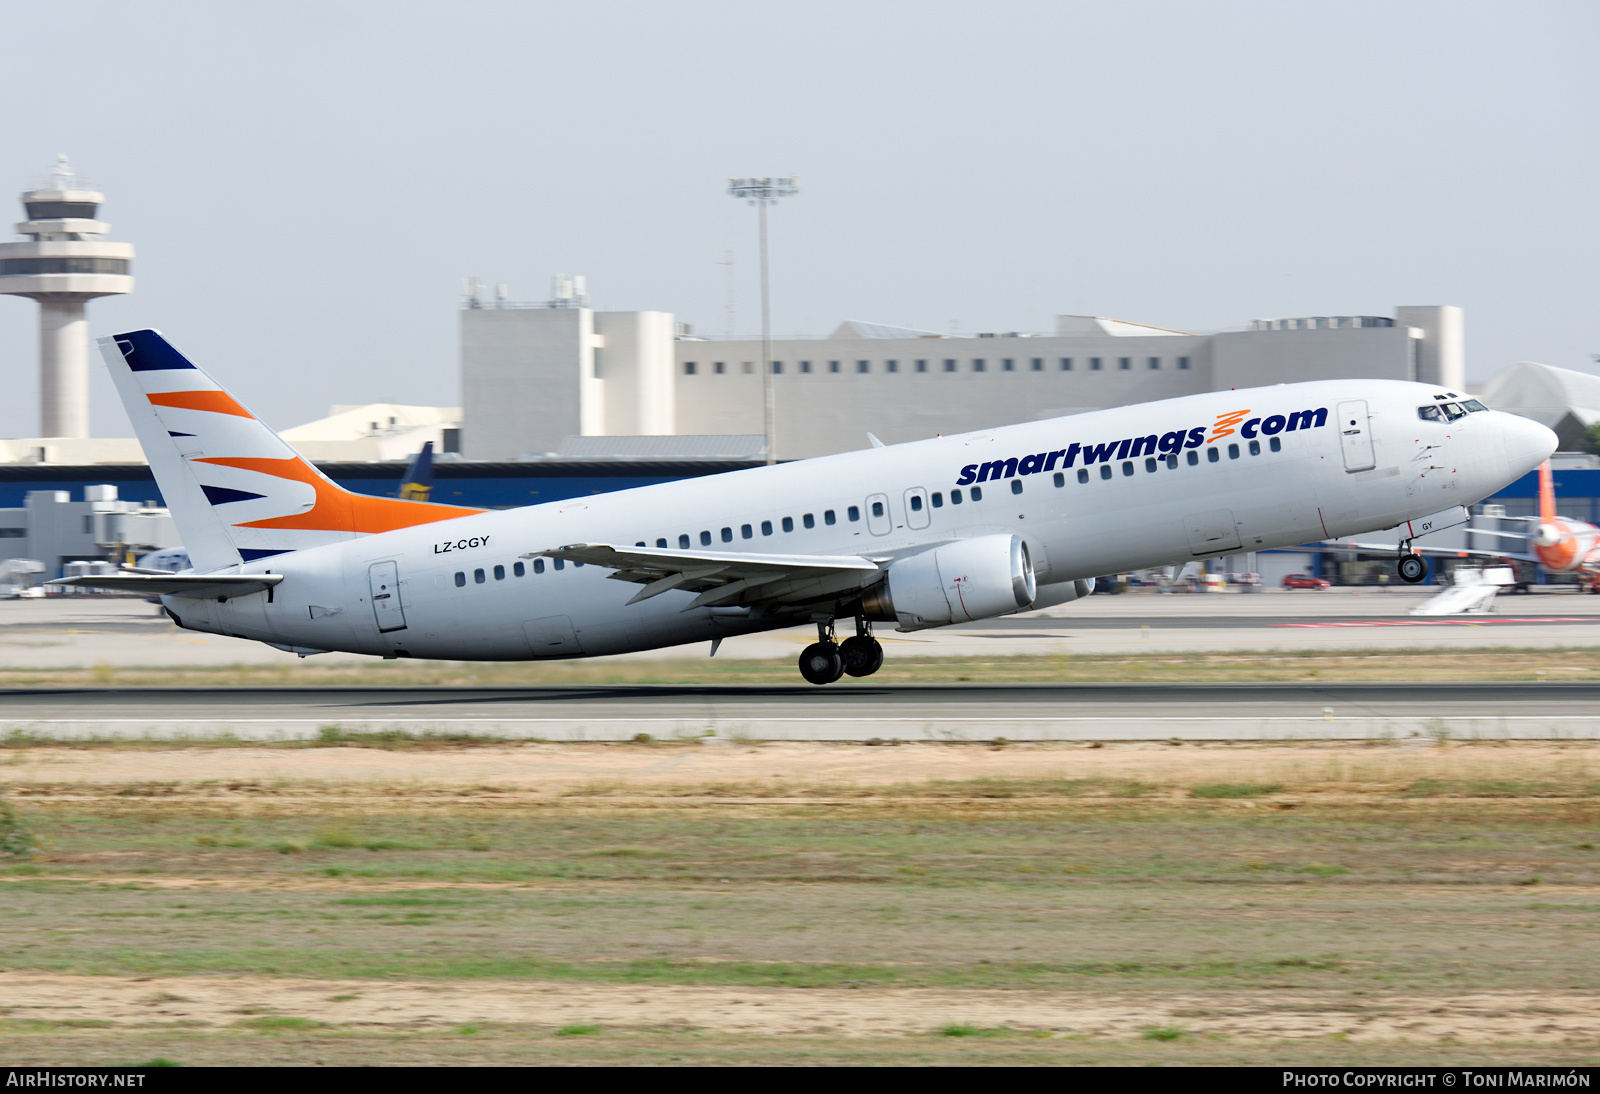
[116,329,198,371]
[201,485,267,505]
[238,548,291,562]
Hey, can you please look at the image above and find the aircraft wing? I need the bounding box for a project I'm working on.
[535,542,884,610]
[47,573,284,599]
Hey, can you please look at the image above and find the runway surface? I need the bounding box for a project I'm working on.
[6,682,1598,741]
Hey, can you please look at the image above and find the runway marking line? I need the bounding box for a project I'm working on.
[1277,618,1589,628]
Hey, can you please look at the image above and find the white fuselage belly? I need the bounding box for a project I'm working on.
[165,379,1520,660]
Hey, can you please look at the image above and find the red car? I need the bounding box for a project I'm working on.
[1283,574,1331,589]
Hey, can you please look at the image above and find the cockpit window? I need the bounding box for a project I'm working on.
[1417,405,1443,422]
[1442,403,1467,420]
[1463,399,1488,412]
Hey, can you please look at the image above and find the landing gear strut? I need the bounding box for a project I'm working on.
[1397,541,1428,584]
[797,617,883,684]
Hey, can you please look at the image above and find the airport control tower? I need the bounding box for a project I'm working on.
[0,156,134,438]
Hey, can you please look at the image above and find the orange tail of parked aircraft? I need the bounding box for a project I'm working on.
[1539,460,1557,525]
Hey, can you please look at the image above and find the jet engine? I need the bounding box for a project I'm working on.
[861,533,1036,630]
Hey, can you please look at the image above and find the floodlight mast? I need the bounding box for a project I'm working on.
[727,177,799,465]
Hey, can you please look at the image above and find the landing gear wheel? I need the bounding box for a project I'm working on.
[840,635,884,677]
[1397,553,1428,584]
[798,642,845,685]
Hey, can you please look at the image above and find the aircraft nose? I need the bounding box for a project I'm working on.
[1500,412,1558,478]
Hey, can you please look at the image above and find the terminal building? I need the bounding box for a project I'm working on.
[460,290,1465,460]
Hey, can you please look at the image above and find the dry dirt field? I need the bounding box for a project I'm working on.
[1,740,1597,1065]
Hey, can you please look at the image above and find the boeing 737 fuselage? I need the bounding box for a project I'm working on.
[56,331,1557,683]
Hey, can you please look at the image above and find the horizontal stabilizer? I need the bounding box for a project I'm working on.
[47,573,284,599]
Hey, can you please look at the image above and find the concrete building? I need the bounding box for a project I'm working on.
[0,157,134,439]
[0,485,179,577]
[461,297,1465,460]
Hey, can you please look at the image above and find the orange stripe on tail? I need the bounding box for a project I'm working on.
[1538,461,1557,524]
[196,456,483,533]
[148,390,254,417]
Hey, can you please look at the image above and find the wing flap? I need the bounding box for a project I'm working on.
[47,573,284,599]
[536,543,884,609]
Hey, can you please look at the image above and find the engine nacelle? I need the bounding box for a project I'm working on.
[1028,576,1095,610]
[862,533,1036,631]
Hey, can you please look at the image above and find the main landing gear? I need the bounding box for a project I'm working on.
[1397,541,1428,584]
[798,618,883,685]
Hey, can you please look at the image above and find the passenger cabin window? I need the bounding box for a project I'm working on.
[1269,437,1282,452]
[1053,472,1065,486]
[761,520,773,535]
[909,496,923,512]
[783,516,795,532]
[1121,461,1134,476]
[679,534,691,549]
[656,538,668,548]
[1145,457,1158,472]
[873,500,886,516]
[1187,450,1199,465]
[1011,479,1023,494]
[1078,469,1089,483]
[1166,454,1178,469]
[952,489,963,504]
[824,510,837,525]
[721,527,733,542]
[803,514,815,529]
[454,571,465,587]
[970,486,983,501]
[494,565,505,580]
[474,568,486,583]
[1099,465,1112,480]
[1207,448,1220,463]
[740,524,752,539]
[1248,440,1260,456]
[847,506,860,521]
[553,560,564,571]
[931,492,943,507]
[534,559,545,574]
[700,531,712,545]
[513,562,525,577]
[1228,443,1240,459]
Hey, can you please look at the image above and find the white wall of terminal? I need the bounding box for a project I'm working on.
[460,306,1464,461]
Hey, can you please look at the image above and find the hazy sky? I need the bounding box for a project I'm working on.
[1,0,1595,438]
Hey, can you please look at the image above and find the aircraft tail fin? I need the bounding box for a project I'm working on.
[1538,460,1557,524]
[399,441,436,502]
[100,330,482,571]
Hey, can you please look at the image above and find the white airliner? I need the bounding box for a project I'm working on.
[53,330,1557,683]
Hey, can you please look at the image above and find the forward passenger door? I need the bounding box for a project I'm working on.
[1337,400,1376,472]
